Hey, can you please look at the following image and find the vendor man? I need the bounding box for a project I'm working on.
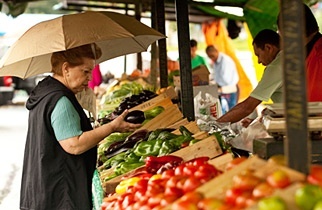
[216,29,282,126]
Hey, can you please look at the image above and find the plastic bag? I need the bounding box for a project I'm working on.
[194,91,222,122]
[229,118,270,152]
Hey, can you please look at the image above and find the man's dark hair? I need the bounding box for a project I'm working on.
[190,39,197,48]
[252,29,280,49]
[277,3,319,37]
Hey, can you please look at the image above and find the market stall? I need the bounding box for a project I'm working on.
[1,0,321,209]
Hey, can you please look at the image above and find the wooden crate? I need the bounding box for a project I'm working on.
[170,135,223,162]
[171,121,200,135]
[164,156,306,210]
[139,104,183,131]
[167,118,189,129]
[195,156,305,199]
[128,86,177,112]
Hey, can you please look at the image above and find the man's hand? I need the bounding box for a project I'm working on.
[241,118,254,128]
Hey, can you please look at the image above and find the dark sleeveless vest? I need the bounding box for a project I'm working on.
[20,76,97,210]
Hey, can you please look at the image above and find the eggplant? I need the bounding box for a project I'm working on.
[124,129,150,143]
[124,110,145,124]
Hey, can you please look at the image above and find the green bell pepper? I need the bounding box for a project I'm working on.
[114,161,145,175]
[133,138,163,157]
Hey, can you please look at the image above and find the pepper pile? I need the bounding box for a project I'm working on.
[100,126,196,181]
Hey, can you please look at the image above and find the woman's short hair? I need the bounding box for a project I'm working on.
[252,29,280,49]
[51,43,102,75]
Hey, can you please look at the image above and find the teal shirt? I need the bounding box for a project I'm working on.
[191,54,207,69]
[51,96,83,141]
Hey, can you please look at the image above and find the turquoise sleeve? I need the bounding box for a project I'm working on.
[51,96,83,141]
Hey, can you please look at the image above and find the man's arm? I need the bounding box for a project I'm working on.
[216,96,262,123]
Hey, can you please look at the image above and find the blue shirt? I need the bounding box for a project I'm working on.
[212,53,239,87]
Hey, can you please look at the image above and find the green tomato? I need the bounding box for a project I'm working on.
[258,196,287,210]
[295,184,322,210]
[314,200,322,210]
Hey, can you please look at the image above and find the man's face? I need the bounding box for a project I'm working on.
[206,50,218,62]
[253,43,274,66]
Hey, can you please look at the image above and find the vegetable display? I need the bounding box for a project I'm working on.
[99,126,196,181]
[101,156,221,210]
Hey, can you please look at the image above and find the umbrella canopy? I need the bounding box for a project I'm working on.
[0,11,166,79]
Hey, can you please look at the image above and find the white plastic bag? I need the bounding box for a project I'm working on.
[229,118,270,152]
[194,91,222,121]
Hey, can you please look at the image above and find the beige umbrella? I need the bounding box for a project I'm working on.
[0,11,166,79]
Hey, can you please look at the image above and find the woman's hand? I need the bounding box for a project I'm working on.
[110,110,142,133]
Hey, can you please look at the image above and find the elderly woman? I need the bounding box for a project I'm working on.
[20,44,141,210]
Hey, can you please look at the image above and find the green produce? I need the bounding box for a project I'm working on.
[144,106,165,119]
[211,131,230,152]
[133,138,163,157]
[314,200,322,210]
[258,196,287,210]
[295,184,322,210]
[156,130,179,141]
[158,140,180,156]
[147,129,164,141]
[124,151,141,163]
[100,151,127,170]
[114,161,145,175]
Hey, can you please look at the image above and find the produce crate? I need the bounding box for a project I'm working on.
[195,156,305,198]
[139,104,184,131]
[128,86,177,112]
[101,133,223,195]
[163,155,306,210]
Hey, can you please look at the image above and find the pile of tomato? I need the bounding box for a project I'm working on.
[101,157,221,210]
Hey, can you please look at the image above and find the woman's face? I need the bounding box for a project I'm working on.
[64,57,95,94]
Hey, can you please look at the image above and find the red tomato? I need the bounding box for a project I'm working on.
[145,184,164,197]
[225,187,243,206]
[166,175,185,189]
[172,200,199,210]
[183,164,198,176]
[180,191,204,203]
[234,191,253,209]
[308,164,322,187]
[148,178,166,188]
[147,193,164,208]
[133,179,148,191]
[164,186,184,197]
[122,193,135,209]
[197,197,224,210]
[252,181,274,199]
[175,165,185,176]
[182,177,202,193]
[186,156,210,165]
[232,172,262,191]
[225,157,248,171]
[266,169,291,188]
[198,164,219,178]
[161,169,175,179]
[132,199,148,209]
[160,194,178,206]
[134,189,145,201]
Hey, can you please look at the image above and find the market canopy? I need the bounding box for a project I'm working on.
[1,0,319,37]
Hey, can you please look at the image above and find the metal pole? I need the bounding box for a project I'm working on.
[155,0,168,88]
[280,0,310,173]
[175,0,195,121]
[150,0,158,88]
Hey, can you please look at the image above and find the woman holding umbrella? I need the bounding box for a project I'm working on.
[20,43,141,210]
